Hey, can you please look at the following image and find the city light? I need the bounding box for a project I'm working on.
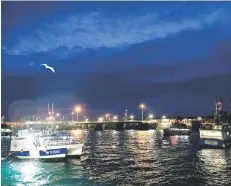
[56,113,60,117]
[197,116,202,121]
[149,114,154,119]
[75,106,81,112]
[140,104,145,108]
[139,104,145,121]
[162,115,166,119]
[75,106,82,121]
[130,115,134,120]
[98,117,104,122]
[113,116,118,120]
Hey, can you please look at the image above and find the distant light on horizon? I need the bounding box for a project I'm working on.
[149,114,154,119]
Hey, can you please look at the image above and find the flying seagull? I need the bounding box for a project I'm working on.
[40,64,55,73]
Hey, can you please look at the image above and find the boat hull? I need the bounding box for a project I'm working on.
[10,145,67,160]
[199,128,231,148]
[66,144,84,157]
[199,138,231,148]
[163,129,190,136]
[199,138,225,148]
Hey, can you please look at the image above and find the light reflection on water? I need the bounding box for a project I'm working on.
[1,130,231,186]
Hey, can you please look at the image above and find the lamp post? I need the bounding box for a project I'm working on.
[113,116,118,121]
[125,109,128,121]
[71,112,74,122]
[130,115,134,120]
[140,104,145,121]
[75,106,81,121]
[56,113,60,121]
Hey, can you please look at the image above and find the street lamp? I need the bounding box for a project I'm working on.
[162,115,166,119]
[130,115,134,120]
[125,109,128,121]
[113,116,118,121]
[98,117,103,122]
[149,114,153,119]
[105,113,111,121]
[56,113,60,121]
[140,104,145,121]
[75,106,81,121]
[197,116,202,121]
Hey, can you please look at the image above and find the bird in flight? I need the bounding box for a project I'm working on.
[40,64,55,73]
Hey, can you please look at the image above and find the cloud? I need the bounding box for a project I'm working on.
[4,7,227,56]
[7,92,81,121]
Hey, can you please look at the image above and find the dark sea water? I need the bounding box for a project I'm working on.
[1,130,231,186]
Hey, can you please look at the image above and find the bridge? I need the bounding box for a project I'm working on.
[2,120,160,131]
[2,120,159,125]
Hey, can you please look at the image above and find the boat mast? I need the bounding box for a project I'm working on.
[52,102,53,114]
[48,103,50,116]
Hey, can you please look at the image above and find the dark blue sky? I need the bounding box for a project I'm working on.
[2,2,231,121]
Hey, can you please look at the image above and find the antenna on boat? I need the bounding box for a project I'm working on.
[48,103,50,114]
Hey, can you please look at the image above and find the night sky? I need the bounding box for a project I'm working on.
[2,2,231,121]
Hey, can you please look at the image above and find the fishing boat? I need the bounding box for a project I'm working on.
[163,123,191,136]
[9,130,67,159]
[199,98,231,148]
[9,129,84,159]
[199,123,231,148]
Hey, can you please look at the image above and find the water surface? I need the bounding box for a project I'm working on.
[1,130,231,186]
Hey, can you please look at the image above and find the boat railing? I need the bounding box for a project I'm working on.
[43,139,80,146]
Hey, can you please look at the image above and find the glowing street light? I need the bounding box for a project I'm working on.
[75,106,81,121]
[56,113,60,117]
[197,116,202,121]
[113,116,118,121]
[105,113,111,121]
[162,115,166,119]
[125,109,128,121]
[98,117,104,122]
[130,115,134,120]
[140,104,145,121]
[149,114,154,119]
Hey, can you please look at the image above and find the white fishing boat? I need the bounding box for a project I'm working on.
[9,130,67,159]
[199,123,231,148]
[9,129,84,159]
